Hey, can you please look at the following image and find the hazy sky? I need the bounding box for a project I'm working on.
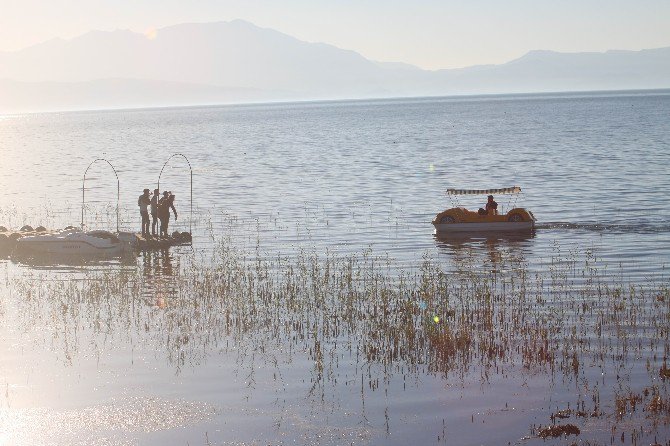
[1,0,669,69]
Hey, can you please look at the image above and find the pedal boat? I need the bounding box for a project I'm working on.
[432,187,535,233]
[15,228,129,255]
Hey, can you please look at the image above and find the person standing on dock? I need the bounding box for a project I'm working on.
[138,189,151,236]
[158,191,178,237]
[150,188,160,236]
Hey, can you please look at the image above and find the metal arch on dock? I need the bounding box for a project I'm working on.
[82,158,120,232]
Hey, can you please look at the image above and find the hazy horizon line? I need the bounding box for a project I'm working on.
[3,87,668,117]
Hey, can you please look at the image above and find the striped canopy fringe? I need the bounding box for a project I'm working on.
[446,186,521,195]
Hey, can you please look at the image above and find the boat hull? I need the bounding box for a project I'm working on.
[14,230,126,256]
[432,206,536,233]
[15,240,124,255]
[433,221,534,233]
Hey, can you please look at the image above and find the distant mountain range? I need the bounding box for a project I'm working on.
[1,20,669,112]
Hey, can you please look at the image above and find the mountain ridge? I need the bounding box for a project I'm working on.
[1,20,669,112]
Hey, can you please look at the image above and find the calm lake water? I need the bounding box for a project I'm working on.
[1,91,670,445]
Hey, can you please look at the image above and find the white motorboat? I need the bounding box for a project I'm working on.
[15,229,130,255]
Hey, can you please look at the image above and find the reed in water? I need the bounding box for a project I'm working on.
[6,237,670,442]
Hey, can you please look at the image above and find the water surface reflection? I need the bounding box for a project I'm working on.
[2,238,668,444]
[10,251,138,271]
[434,231,535,272]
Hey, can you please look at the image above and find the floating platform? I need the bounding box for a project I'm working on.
[0,225,192,255]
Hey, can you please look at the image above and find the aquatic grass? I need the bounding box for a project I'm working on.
[3,238,670,442]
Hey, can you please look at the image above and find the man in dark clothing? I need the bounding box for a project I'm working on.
[485,195,498,215]
[138,189,151,236]
[150,188,160,236]
[158,191,178,237]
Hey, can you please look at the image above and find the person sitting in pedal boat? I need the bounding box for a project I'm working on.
[485,195,498,215]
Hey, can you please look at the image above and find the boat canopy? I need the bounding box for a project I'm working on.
[446,186,521,195]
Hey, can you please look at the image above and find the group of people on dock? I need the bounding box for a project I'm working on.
[138,189,177,237]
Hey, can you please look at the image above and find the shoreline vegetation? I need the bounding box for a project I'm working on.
[4,234,670,443]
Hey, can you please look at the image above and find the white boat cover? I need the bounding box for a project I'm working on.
[446,186,521,195]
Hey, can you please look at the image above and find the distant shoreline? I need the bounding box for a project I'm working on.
[2,87,669,116]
